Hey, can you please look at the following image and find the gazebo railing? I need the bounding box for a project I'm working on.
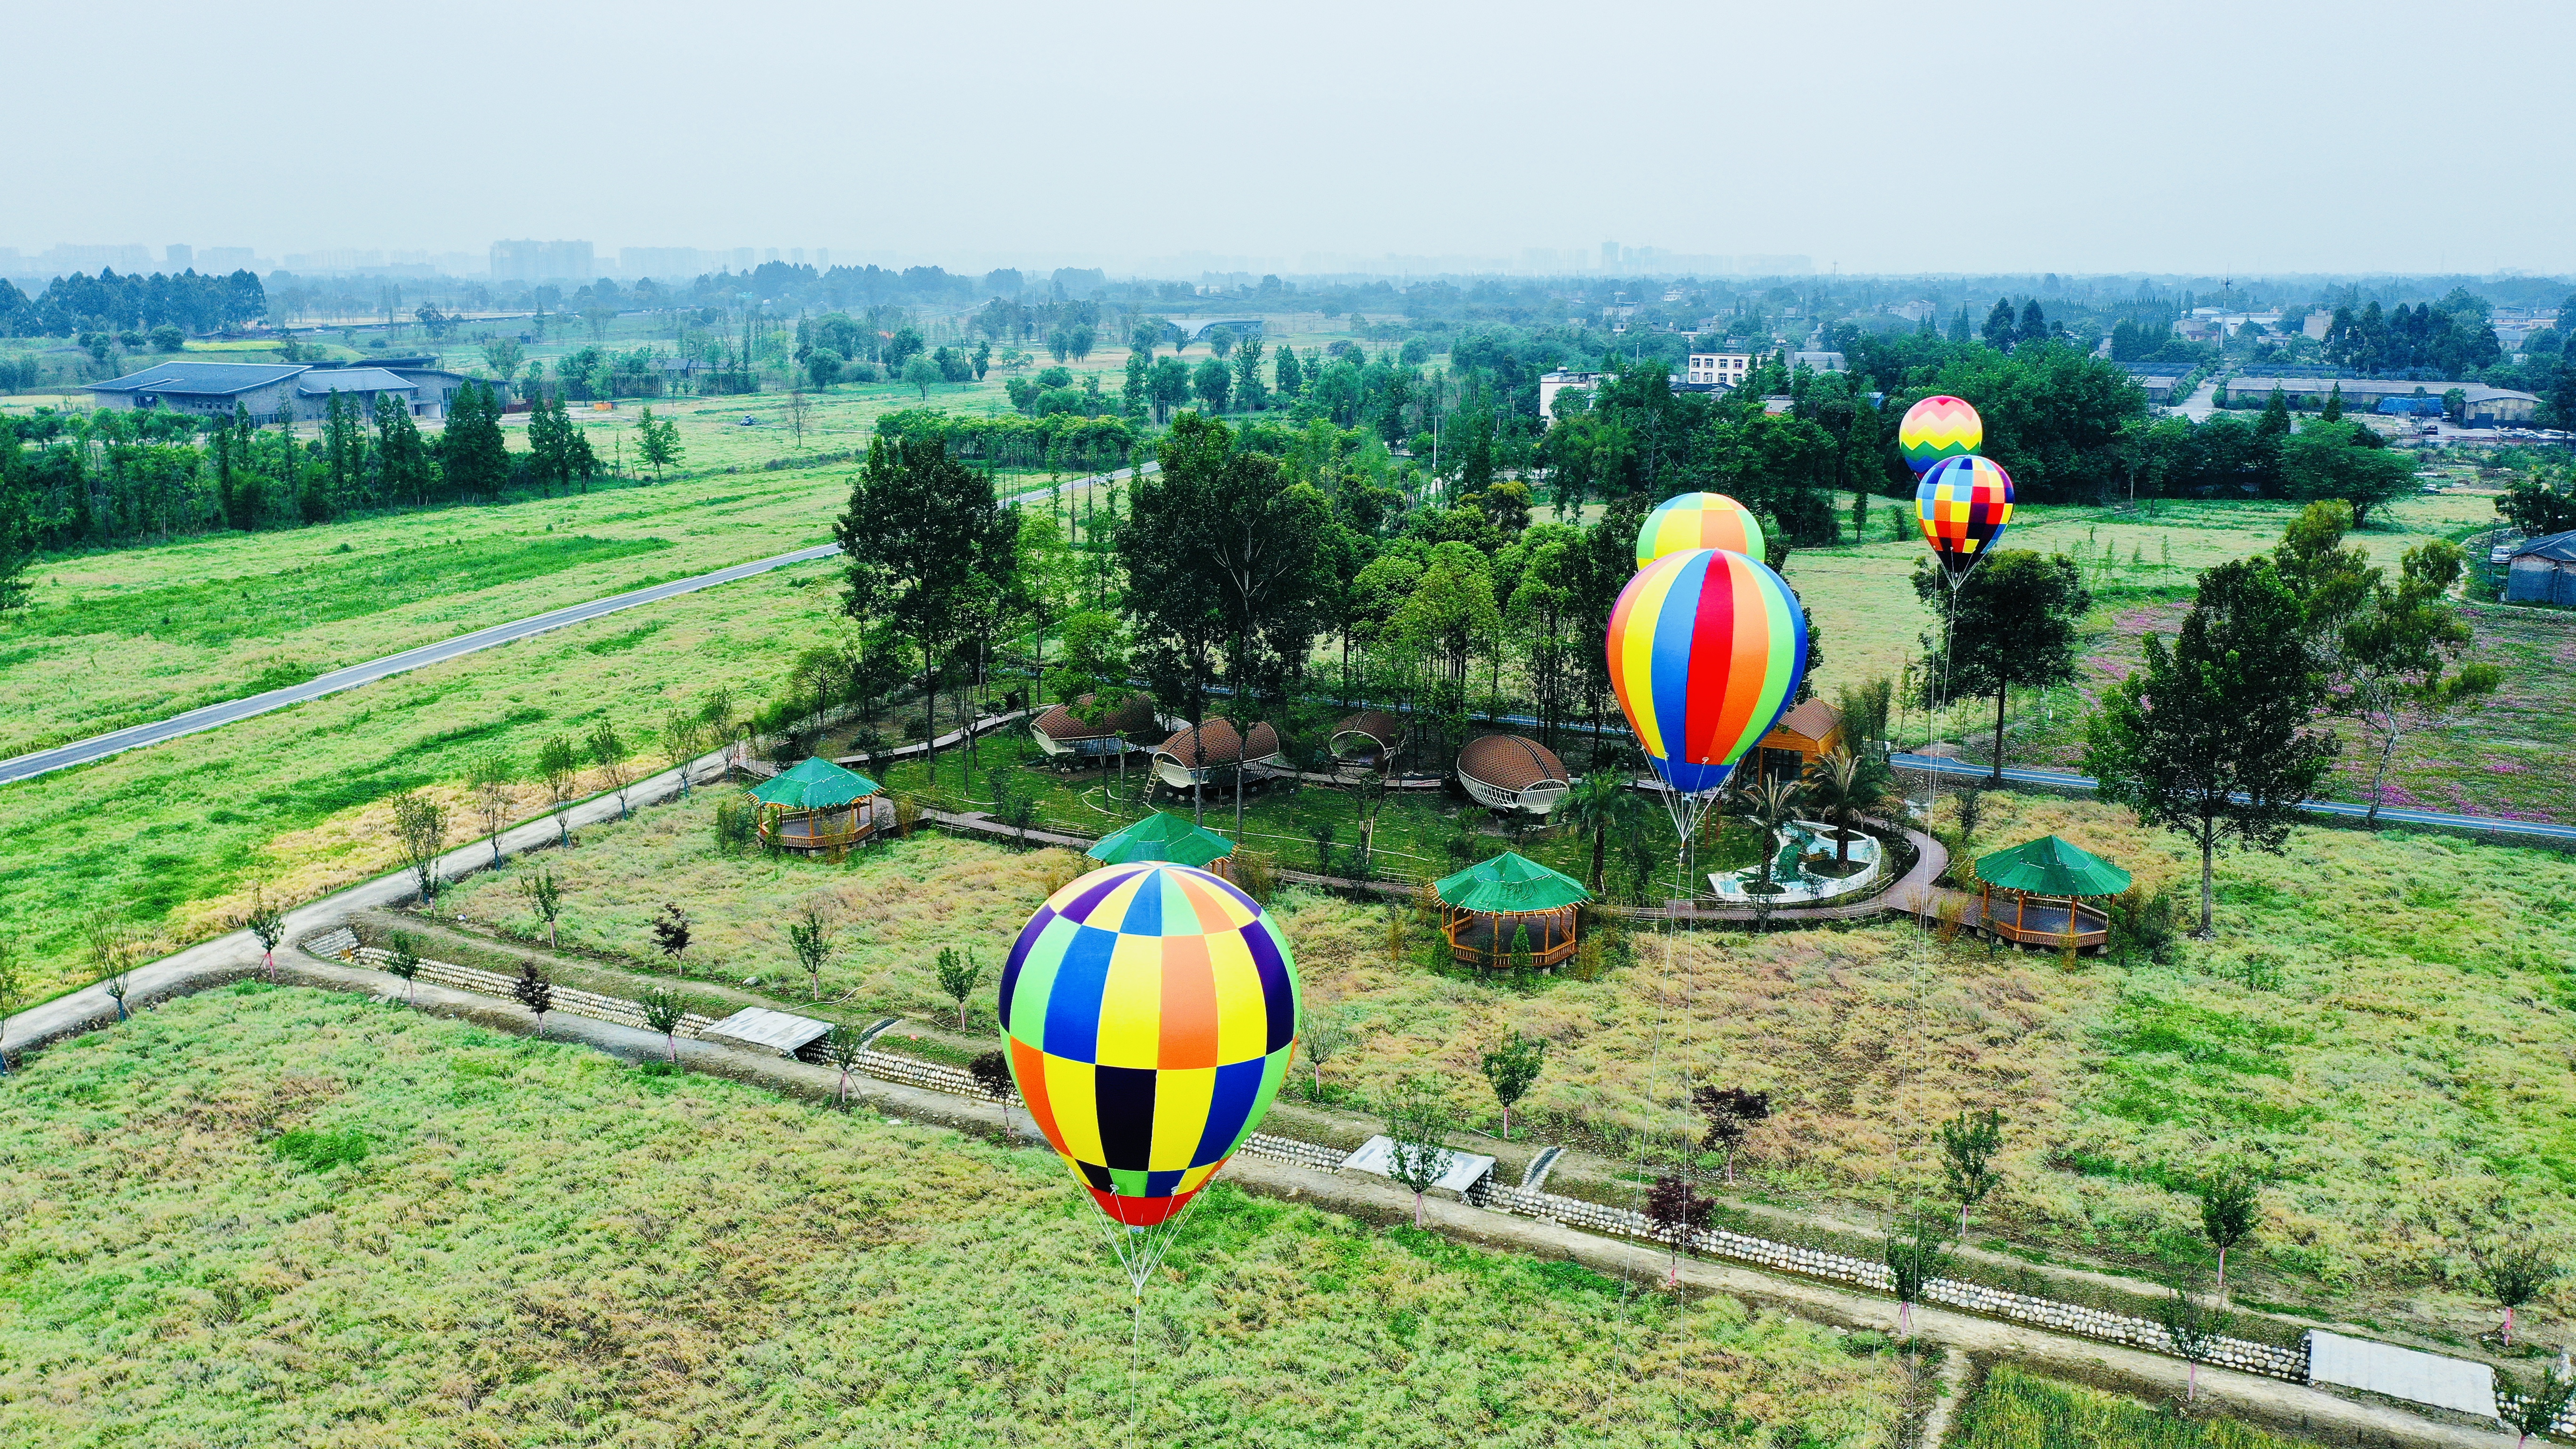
[1444,909,1580,969]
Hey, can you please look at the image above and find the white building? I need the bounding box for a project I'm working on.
[1688,352,1752,387]
[1539,369,1609,422]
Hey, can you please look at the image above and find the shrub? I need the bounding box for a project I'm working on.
[271,1128,370,1173]
[713,797,757,856]
[1231,851,1277,904]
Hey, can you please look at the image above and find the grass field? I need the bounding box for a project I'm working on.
[1951,1364,2302,1449]
[0,984,1908,1448]
[422,779,2576,1352]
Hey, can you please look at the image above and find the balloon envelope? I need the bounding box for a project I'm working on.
[1900,394,1983,473]
[1635,492,1765,568]
[1915,455,2015,573]
[1606,547,1810,796]
[1000,861,1301,1228]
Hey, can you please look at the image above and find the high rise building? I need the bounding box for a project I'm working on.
[165,244,193,270]
[488,239,595,282]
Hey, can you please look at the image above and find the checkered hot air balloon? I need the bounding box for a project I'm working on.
[1914,454,2015,576]
[1634,491,1766,568]
[1606,547,1810,797]
[1001,861,1301,1230]
[1899,394,1983,474]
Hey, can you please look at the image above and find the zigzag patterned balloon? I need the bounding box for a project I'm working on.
[1900,394,1983,474]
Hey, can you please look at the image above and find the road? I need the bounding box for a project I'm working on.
[0,459,1164,790]
[0,542,842,787]
[1889,751,2576,845]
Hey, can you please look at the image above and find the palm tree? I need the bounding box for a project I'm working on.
[1561,772,1641,894]
[1725,775,1806,891]
[1798,749,1885,866]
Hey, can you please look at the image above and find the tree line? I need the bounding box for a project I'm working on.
[0,268,269,338]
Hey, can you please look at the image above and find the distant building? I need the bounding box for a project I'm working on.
[1539,369,1606,422]
[1792,351,1846,373]
[1688,352,1753,387]
[489,238,595,282]
[1166,317,1264,347]
[83,360,474,421]
[2230,376,2538,424]
[2503,530,2576,605]
[2302,312,2334,341]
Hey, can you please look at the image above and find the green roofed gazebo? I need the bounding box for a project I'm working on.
[750,757,885,855]
[1971,835,2132,951]
[1087,811,1238,877]
[1433,851,1591,970]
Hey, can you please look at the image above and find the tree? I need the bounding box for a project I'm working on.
[635,406,681,480]
[1884,1212,1953,1335]
[511,960,555,1038]
[2196,1161,2262,1303]
[902,354,941,400]
[535,735,583,847]
[88,924,135,1022]
[1981,298,2017,349]
[518,866,564,948]
[641,987,688,1067]
[1937,1107,2004,1240]
[1561,770,1641,894]
[2282,419,2415,527]
[934,945,982,1028]
[1478,1030,1548,1140]
[1383,1078,1459,1228]
[658,710,707,801]
[587,721,633,820]
[1192,356,1232,412]
[2498,1365,2576,1449]
[2340,541,2501,825]
[821,1022,867,1105]
[239,883,287,982]
[1693,1085,1772,1184]
[480,338,523,391]
[785,899,837,1002]
[1300,1007,1352,1099]
[2468,1231,2562,1348]
[2154,1281,2232,1402]
[1646,1175,1716,1287]
[388,790,448,903]
[0,479,35,614]
[1724,775,1806,899]
[1913,551,2092,784]
[439,382,510,501]
[2083,558,2338,937]
[468,751,515,868]
[650,902,691,976]
[1799,750,1885,866]
[785,387,810,447]
[383,930,424,1007]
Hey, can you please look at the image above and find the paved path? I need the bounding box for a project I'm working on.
[0,544,841,787]
[1890,751,2576,845]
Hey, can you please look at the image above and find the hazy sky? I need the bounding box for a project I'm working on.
[12,0,2571,276]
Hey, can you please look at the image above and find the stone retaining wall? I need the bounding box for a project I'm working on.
[352,947,722,1038]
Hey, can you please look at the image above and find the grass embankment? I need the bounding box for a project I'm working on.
[435,782,2576,1351]
[1951,1364,2304,1449]
[0,555,850,1002]
[1792,491,2571,821]
[0,985,1906,1447]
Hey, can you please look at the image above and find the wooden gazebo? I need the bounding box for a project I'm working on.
[1971,835,2131,951]
[1432,851,1591,970]
[1087,811,1236,880]
[750,757,885,855]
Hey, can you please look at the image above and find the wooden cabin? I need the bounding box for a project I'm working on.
[1456,734,1572,818]
[1753,698,1847,783]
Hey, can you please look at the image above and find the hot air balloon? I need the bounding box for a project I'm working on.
[1899,394,1982,474]
[1606,547,1810,799]
[1914,454,2015,579]
[1001,861,1300,1284]
[1634,491,1765,568]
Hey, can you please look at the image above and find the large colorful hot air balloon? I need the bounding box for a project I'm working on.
[1899,394,1983,473]
[1001,861,1301,1232]
[1914,454,2015,576]
[1606,547,1810,797]
[1634,491,1765,568]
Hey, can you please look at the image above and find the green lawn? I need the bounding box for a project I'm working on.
[410,775,2576,1353]
[0,984,1907,1448]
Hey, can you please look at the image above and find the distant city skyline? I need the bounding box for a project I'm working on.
[8,0,2572,277]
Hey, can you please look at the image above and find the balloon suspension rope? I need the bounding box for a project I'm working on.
[1083,1188,1211,1448]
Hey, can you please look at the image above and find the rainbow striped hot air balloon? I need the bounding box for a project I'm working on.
[1635,491,1765,568]
[1001,861,1301,1229]
[1606,547,1810,796]
[1914,454,2015,576]
[1900,394,1983,474]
